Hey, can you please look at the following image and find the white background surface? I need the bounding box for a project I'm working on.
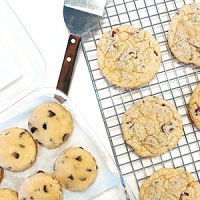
[6,0,112,156]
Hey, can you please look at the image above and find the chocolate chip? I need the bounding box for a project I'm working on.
[48,110,56,117]
[12,152,20,159]
[86,169,92,172]
[68,175,73,180]
[195,107,200,116]
[184,192,189,196]
[37,170,44,173]
[31,127,37,133]
[43,123,47,130]
[154,51,158,56]
[194,45,200,52]
[80,178,86,181]
[129,51,138,58]
[113,44,117,49]
[62,134,69,142]
[19,132,25,137]
[112,31,116,37]
[162,104,166,107]
[75,156,82,161]
[43,185,48,193]
[161,122,174,133]
[96,165,98,170]
[19,144,25,148]
[180,192,189,198]
[129,123,134,129]
[79,147,84,149]
[30,197,34,200]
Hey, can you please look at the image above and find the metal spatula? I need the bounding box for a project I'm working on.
[57,0,106,95]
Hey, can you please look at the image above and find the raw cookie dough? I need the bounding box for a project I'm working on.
[18,171,62,200]
[97,24,161,88]
[189,84,200,129]
[54,146,98,191]
[0,189,18,200]
[168,3,200,66]
[0,127,37,172]
[122,96,182,157]
[140,168,200,200]
[28,102,73,148]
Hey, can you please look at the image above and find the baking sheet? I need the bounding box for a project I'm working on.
[0,89,129,200]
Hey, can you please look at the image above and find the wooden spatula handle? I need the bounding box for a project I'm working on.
[57,34,81,95]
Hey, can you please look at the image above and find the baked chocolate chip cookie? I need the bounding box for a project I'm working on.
[189,84,200,129]
[97,24,161,88]
[168,3,200,66]
[140,168,200,200]
[122,96,182,157]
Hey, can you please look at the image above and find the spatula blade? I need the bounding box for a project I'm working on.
[63,0,106,36]
[64,0,106,17]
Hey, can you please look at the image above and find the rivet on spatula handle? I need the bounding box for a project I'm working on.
[57,34,81,95]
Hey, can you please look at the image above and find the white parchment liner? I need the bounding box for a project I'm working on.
[0,95,124,200]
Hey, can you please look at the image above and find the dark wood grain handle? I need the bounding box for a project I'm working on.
[57,34,81,95]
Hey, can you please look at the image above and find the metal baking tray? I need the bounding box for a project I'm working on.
[81,0,200,198]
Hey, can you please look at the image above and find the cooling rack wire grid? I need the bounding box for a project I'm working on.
[81,0,200,198]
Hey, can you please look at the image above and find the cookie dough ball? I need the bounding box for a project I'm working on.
[0,189,18,200]
[54,147,98,191]
[140,168,200,200]
[0,128,37,172]
[97,24,161,88]
[18,171,62,200]
[122,96,183,157]
[168,3,200,66]
[189,84,200,129]
[28,102,73,148]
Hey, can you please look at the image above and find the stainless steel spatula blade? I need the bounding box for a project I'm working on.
[64,0,105,36]
[56,0,106,95]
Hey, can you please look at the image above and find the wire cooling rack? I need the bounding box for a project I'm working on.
[81,0,200,198]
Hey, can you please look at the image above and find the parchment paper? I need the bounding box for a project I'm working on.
[0,96,122,200]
